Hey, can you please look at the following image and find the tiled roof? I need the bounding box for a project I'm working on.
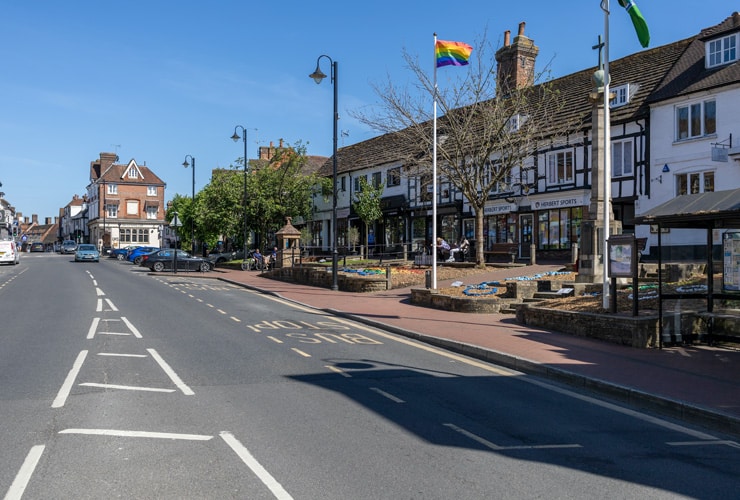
[648,12,740,103]
[90,160,166,186]
[317,34,695,177]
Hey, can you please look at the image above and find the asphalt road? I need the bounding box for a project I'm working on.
[1,253,739,499]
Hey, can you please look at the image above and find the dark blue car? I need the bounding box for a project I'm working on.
[127,246,159,265]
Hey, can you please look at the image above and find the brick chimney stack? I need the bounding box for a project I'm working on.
[495,21,539,94]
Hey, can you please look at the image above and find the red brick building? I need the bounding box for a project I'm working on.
[86,152,167,250]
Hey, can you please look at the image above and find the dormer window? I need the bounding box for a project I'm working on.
[506,113,527,133]
[707,33,738,68]
[128,167,138,178]
[609,84,631,108]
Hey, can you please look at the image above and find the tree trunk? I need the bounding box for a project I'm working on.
[475,207,486,268]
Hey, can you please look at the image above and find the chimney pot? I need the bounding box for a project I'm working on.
[518,22,526,36]
[504,30,510,46]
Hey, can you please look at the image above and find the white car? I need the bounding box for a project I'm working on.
[0,240,20,265]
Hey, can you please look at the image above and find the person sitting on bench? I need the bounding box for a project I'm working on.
[436,237,451,262]
[449,238,469,262]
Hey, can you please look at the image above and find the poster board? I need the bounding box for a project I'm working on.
[608,235,637,278]
[723,231,740,292]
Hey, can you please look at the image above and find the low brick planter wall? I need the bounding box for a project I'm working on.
[266,266,389,292]
[410,288,517,313]
[516,304,660,348]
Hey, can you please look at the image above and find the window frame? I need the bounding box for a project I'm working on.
[676,99,716,141]
[707,33,738,68]
[612,139,634,178]
[386,167,401,187]
[547,150,574,186]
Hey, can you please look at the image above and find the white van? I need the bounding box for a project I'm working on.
[0,240,20,265]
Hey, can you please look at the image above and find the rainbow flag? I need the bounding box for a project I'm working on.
[435,39,473,68]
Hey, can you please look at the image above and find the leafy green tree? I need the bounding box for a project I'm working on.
[352,177,383,256]
[246,142,329,249]
[164,193,192,249]
[195,167,246,250]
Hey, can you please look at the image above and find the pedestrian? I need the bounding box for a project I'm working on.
[449,238,470,262]
[436,237,451,262]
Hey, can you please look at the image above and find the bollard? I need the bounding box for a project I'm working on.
[425,270,432,289]
[386,265,391,290]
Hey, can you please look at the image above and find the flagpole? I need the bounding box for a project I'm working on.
[432,32,439,289]
[602,0,612,309]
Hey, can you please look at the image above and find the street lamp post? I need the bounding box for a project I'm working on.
[182,155,196,255]
[231,126,254,269]
[309,54,339,291]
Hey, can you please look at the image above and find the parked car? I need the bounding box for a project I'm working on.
[206,250,245,265]
[61,240,77,254]
[140,249,212,272]
[74,243,100,262]
[110,245,140,261]
[127,246,159,265]
[0,240,20,265]
[30,242,45,253]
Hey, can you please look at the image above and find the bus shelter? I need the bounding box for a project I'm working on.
[635,188,740,347]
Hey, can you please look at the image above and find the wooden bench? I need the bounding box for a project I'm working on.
[484,243,518,263]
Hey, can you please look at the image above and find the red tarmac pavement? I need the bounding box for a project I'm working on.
[204,263,740,437]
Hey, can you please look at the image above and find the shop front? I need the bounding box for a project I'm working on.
[529,190,589,260]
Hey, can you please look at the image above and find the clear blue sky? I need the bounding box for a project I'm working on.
[0,1,734,221]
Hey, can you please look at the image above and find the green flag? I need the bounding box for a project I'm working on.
[618,0,650,48]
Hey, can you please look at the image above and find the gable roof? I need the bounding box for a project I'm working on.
[648,12,740,103]
[89,156,166,186]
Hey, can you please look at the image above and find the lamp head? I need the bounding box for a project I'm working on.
[309,65,327,84]
[182,159,190,168]
[230,132,241,143]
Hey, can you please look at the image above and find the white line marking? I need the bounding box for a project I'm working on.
[121,317,143,338]
[52,350,88,408]
[97,332,131,336]
[59,428,212,441]
[220,432,294,500]
[325,365,351,378]
[667,440,740,448]
[217,309,227,315]
[444,423,581,451]
[105,298,118,311]
[95,287,105,296]
[370,387,405,403]
[96,298,103,312]
[266,336,283,344]
[4,445,45,500]
[97,353,148,358]
[87,318,100,339]
[230,316,241,322]
[92,280,98,286]
[146,348,194,395]
[79,383,176,393]
[291,348,311,358]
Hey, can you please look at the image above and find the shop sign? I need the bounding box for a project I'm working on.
[482,203,516,215]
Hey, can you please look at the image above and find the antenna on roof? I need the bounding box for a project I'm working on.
[111,144,121,161]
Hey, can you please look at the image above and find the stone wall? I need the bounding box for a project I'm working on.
[516,304,661,348]
[267,266,389,292]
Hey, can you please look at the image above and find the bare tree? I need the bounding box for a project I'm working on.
[352,31,582,267]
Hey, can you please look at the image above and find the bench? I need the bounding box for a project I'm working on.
[484,243,518,263]
[413,254,433,267]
